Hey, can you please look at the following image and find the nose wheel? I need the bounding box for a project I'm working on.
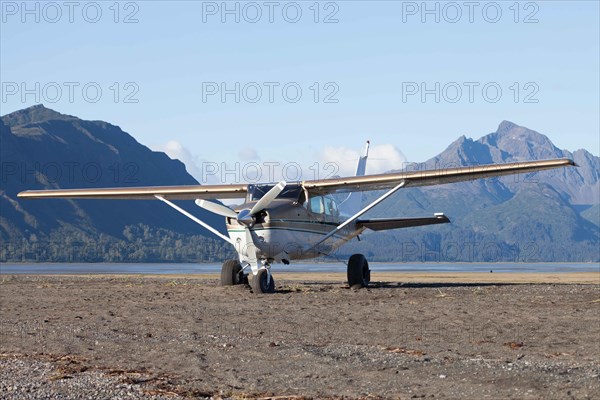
[251,268,276,294]
[220,259,275,293]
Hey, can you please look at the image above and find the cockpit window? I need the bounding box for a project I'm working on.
[309,195,339,217]
[309,196,324,213]
[323,196,339,217]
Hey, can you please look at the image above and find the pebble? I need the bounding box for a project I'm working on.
[0,358,179,400]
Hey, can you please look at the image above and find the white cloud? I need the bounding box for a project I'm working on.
[152,141,407,188]
[319,143,406,177]
[152,140,203,182]
[152,141,261,185]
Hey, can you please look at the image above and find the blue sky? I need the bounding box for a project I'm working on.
[1,1,598,182]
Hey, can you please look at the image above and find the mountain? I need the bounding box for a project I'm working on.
[344,121,599,262]
[1,106,598,262]
[581,204,600,227]
[1,105,233,262]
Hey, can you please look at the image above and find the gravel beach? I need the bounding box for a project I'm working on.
[1,273,599,399]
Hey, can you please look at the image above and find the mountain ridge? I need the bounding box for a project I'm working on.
[352,120,599,262]
[1,105,598,262]
[1,105,235,262]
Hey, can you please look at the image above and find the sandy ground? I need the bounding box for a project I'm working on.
[1,272,599,399]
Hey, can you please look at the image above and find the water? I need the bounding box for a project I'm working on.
[0,262,598,275]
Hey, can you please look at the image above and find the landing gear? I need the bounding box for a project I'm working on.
[251,268,276,294]
[220,259,243,286]
[221,259,275,293]
[347,253,370,288]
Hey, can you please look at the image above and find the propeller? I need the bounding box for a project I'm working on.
[195,180,287,227]
[194,199,238,218]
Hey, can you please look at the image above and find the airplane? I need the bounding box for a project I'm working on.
[18,142,575,294]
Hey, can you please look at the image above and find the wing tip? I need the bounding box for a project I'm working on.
[18,190,52,199]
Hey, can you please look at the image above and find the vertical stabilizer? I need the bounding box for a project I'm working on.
[338,141,369,216]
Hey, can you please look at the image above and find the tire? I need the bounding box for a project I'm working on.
[251,269,275,294]
[221,259,242,286]
[347,254,370,288]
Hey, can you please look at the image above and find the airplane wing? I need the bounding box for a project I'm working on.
[17,183,248,200]
[17,158,575,200]
[302,158,575,194]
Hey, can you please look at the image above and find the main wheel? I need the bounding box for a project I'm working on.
[220,259,242,286]
[251,269,275,294]
[347,254,370,288]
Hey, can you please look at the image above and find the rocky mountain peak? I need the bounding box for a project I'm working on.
[1,104,78,127]
[480,121,562,161]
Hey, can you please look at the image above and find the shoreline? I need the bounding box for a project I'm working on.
[3,271,598,284]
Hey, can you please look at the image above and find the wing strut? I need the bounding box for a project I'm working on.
[310,180,406,250]
[154,195,233,245]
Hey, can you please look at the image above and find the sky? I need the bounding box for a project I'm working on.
[1,0,599,183]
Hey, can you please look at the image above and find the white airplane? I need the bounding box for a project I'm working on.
[18,142,575,293]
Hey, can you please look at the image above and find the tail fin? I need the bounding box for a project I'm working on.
[338,141,369,216]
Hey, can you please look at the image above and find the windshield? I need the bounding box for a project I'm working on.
[247,184,303,202]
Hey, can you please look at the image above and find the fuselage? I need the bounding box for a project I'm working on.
[226,198,363,262]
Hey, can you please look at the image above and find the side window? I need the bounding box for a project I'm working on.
[309,196,324,214]
[329,197,339,217]
[323,196,339,217]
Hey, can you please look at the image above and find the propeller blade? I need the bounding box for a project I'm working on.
[250,180,286,215]
[195,199,238,218]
